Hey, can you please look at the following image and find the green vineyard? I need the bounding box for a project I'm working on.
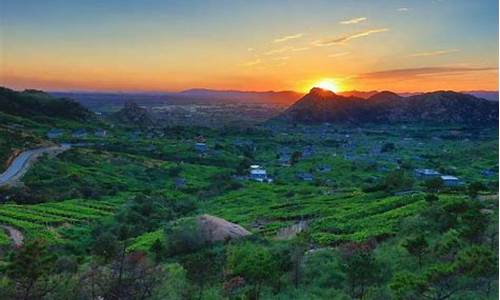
[0,196,125,245]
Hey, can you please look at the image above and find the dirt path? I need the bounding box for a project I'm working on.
[0,144,70,187]
[1,225,24,247]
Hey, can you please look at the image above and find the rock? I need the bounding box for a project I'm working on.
[197,214,251,242]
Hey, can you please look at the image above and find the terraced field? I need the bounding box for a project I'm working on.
[201,183,431,244]
[0,195,125,244]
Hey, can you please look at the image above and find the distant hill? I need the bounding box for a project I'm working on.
[275,88,499,126]
[462,91,498,102]
[178,88,303,105]
[110,102,156,127]
[52,89,303,112]
[0,87,91,121]
[338,90,379,99]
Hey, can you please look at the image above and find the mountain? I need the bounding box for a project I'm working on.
[338,90,379,99]
[110,102,156,127]
[463,91,498,102]
[275,88,499,125]
[0,87,92,121]
[179,88,303,105]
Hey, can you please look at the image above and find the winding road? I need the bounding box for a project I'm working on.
[0,144,71,187]
[0,144,71,246]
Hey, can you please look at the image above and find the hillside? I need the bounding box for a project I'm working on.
[0,87,92,121]
[109,101,156,127]
[276,88,499,125]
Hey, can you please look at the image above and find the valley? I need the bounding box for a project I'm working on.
[0,87,497,299]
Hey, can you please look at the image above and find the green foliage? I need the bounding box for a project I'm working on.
[0,87,91,121]
[165,218,204,255]
[226,242,279,298]
[402,234,428,268]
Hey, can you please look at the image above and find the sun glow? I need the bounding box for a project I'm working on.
[314,80,340,93]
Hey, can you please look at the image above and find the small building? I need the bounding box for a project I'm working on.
[441,175,464,187]
[302,145,315,158]
[278,153,291,167]
[72,129,87,138]
[316,164,332,173]
[414,168,441,179]
[47,128,63,139]
[296,172,314,181]
[481,169,497,177]
[249,165,272,183]
[195,142,208,153]
[174,177,187,189]
[95,128,107,137]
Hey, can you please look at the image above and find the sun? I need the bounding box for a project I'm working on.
[314,80,340,93]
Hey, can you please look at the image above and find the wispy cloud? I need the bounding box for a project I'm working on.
[397,7,409,12]
[340,17,367,25]
[359,66,497,79]
[313,28,389,46]
[408,49,460,57]
[274,33,304,43]
[241,58,261,67]
[291,47,310,52]
[328,51,350,58]
[273,56,290,61]
[264,46,292,55]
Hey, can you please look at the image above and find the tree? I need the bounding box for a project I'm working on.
[424,178,443,193]
[165,218,204,255]
[226,242,278,300]
[340,243,380,299]
[467,181,485,199]
[290,151,302,166]
[92,231,119,262]
[5,239,57,300]
[382,170,414,192]
[236,158,252,175]
[424,193,438,203]
[391,246,496,300]
[181,246,224,299]
[403,235,428,268]
[151,263,189,300]
[381,142,395,153]
[150,238,166,263]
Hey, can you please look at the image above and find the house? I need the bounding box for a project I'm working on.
[316,164,332,173]
[95,128,107,137]
[296,172,314,181]
[302,145,315,158]
[414,168,440,179]
[441,175,464,187]
[174,177,187,189]
[195,142,208,153]
[72,129,87,138]
[47,128,63,139]
[278,153,291,166]
[481,169,497,177]
[249,165,272,183]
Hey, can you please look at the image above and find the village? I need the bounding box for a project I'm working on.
[43,121,498,195]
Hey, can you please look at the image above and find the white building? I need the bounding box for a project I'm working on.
[249,165,272,183]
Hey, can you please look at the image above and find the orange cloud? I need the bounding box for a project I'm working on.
[340,17,367,25]
[408,49,460,57]
[313,28,389,46]
[274,33,304,43]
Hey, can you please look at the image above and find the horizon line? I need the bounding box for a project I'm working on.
[2,85,498,96]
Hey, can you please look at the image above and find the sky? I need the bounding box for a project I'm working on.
[0,0,498,93]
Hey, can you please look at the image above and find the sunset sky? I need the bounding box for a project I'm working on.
[0,0,498,93]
